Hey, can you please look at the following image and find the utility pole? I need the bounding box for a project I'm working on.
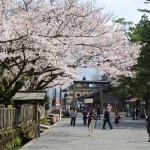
[72,82,76,108]
[59,85,62,120]
[53,87,56,107]
[59,85,62,105]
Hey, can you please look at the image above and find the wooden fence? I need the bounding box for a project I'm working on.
[0,105,45,130]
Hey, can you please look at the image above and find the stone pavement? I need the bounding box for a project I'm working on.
[20,114,150,150]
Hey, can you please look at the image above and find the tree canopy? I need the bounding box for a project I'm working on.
[0,0,141,104]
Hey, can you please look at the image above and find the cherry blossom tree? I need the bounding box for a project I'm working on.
[0,0,141,103]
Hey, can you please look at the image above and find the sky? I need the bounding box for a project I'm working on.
[78,67,102,80]
[82,0,150,24]
[78,0,150,80]
[97,0,150,24]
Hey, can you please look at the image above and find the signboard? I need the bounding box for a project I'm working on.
[84,99,93,104]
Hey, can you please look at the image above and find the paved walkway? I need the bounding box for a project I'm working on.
[20,114,150,150]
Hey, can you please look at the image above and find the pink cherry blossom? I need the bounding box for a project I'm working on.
[0,0,141,89]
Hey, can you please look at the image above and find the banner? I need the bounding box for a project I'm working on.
[56,98,60,106]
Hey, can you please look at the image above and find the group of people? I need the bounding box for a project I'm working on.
[69,106,150,142]
[131,107,140,120]
[70,105,121,137]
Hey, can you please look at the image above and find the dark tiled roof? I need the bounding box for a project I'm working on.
[13,91,48,105]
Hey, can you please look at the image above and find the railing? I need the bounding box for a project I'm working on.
[0,105,45,130]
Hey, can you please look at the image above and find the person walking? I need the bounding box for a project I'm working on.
[70,108,77,126]
[88,109,96,136]
[131,108,136,120]
[136,107,140,120]
[82,109,88,126]
[96,105,101,120]
[103,107,113,129]
[114,110,121,126]
[145,113,150,142]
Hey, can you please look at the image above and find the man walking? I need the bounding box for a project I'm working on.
[136,107,140,120]
[131,108,136,120]
[70,108,77,126]
[82,109,88,126]
[96,105,101,120]
[103,107,113,129]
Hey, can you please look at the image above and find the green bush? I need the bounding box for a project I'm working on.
[14,136,22,146]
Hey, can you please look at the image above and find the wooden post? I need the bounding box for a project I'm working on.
[37,104,40,137]
[99,84,103,113]
[0,108,4,129]
[35,103,38,138]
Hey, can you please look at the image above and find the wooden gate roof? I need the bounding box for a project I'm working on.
[13,91,48,105]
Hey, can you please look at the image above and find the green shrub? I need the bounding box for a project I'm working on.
[14,136,22,146]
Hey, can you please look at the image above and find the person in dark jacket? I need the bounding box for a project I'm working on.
[131,108,136,120]
[145,114,150,142]
[82,109,88,126]
[96,105,101,120]
[103,107,113,129]
[136,107,140,120]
